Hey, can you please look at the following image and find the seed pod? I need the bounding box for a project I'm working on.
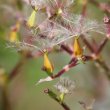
[27,9,37,27]
[9,31,18,42]
[73,37,83,58]
[9,21,20,42]
[43,52,54,75]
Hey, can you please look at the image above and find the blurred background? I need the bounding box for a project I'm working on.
[0,0,110,110]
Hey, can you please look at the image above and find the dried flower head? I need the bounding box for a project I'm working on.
[54,77,75,94]
[61,14,106,37]
[30,19,71,50]
[7,19,69,52]
[29,0,74,10]
[26,0,74,20]
[7,13,106,55]
[26,14,106,50]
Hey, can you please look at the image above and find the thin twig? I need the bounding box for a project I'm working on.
[60,44,73,55]
[44,89,70,110]
[96,37,108,54]
[81,35,110,78]
[52,59,78,79]
[81,35,96,53]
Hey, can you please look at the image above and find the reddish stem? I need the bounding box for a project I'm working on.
[96,37,108,54]
[52,60,78,79]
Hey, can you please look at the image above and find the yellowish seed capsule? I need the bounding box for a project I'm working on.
[27,9,37,27]
[44,52,53,74]
[9,31,18,42]
[9,21,20,42]
[73,37,83,58]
